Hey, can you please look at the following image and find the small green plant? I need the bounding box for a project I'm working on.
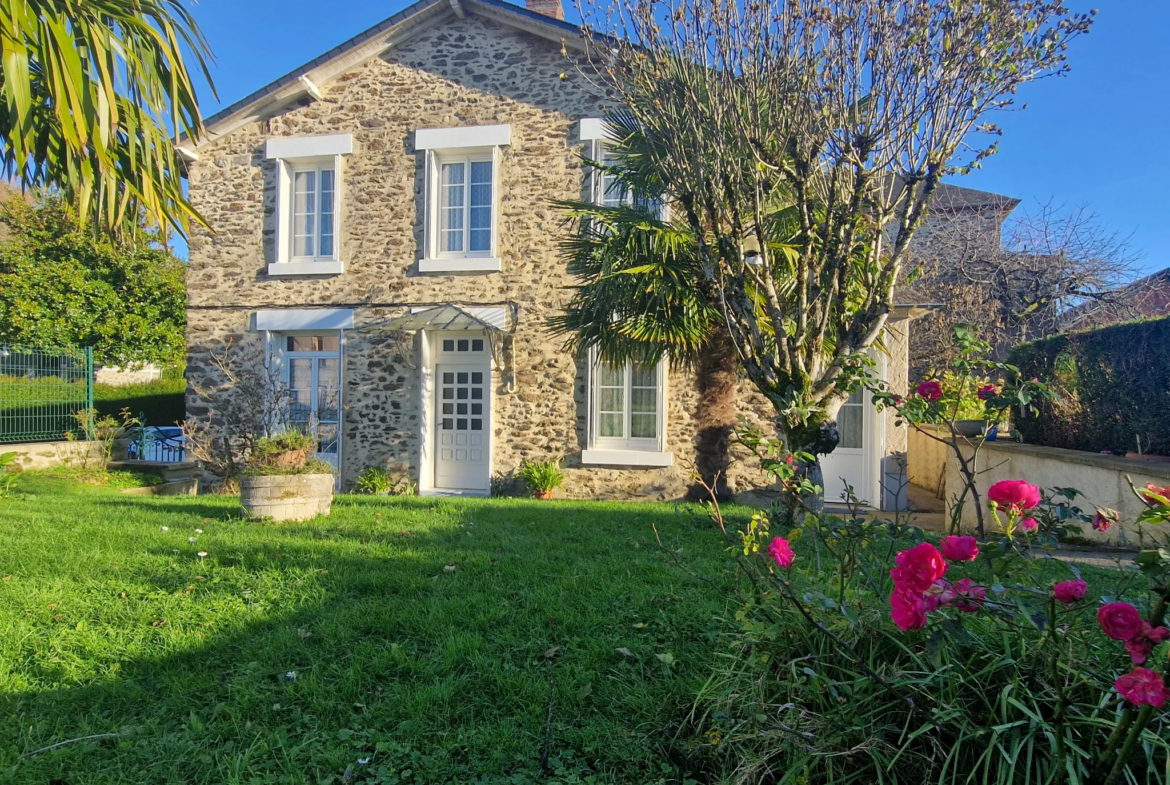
[354,465,416,496]
[490,472,514,498]
[67,407,139,469]
[515,458,565,498]
[0,451,18,499]
[245,430,334,476]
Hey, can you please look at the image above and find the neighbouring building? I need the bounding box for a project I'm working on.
[183,0,1016,506]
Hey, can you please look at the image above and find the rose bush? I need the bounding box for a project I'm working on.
[693,460,1170,783]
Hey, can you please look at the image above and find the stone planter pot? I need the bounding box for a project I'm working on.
[240,474,334,521]
[954,420,985,438]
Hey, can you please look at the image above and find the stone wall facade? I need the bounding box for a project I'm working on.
[185,12,913,502]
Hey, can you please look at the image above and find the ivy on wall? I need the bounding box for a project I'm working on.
[1010,315,1170,456]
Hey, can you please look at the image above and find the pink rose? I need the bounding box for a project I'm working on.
[987,480,1041,513]
[948,577,986,613]
[767,537,795,569]
[1115,667,1170,708]
[1092,508,1119,532]
[940,536,978,563]
[1124,622,1170,665]
[976,384,999,401]
[1018,517,1038,533]
[916,381,942,402]
[1052,578,1087,604]
[1097,602,1146,641]
[890,543,948,593]
[889,585,928,631]
[922,579,956,612]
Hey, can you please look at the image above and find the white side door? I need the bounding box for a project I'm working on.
[821,389,871,506]
[433,356,490,493]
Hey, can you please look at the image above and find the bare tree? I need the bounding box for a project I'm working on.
[183,339,293,485]
[574,0,1092,496]
[906,202,1142,376]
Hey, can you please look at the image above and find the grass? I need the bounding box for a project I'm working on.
[0,475,740,784]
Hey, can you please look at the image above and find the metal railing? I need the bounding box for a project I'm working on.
[0,345,94,443]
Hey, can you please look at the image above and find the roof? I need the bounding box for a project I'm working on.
[189,0,586,148]
[187,0,1019,215]
[930,182,1020,213]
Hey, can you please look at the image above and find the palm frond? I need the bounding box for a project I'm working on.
[0,0,216,236]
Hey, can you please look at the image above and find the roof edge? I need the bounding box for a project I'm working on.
[190,0,587,147]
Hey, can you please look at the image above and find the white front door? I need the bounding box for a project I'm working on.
[284,335,341,473]
[821,389,872,506]
[434,361,490,492]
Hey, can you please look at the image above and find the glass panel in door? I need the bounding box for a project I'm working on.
[284,346,341,473]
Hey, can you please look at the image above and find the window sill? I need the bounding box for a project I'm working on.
[267,261,345,276]
[419,257,502,273]
[582,449,674,468]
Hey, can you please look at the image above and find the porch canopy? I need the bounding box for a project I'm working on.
[360,304,511,334]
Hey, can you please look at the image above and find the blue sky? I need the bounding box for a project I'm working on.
[188,0,1166,274]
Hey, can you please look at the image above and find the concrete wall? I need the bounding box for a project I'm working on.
[947,440,1170,545]
[94,364,163,387]
[1,440,106,471]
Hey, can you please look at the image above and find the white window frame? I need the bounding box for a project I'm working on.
[265,134,352,276]
[289,163,337,262]
[582,347,673,467]
[580,118,669,220]
[416,124,509,273]
[434,155,495,259]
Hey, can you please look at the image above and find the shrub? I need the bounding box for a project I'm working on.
[353,465,416,496]
[515,458,565,497]
[694,439,1170,782]
[244,430,333,477]
[1010,315,1170,455]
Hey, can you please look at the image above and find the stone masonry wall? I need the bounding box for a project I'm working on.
[186,12,913,501]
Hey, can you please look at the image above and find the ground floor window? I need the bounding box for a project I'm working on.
[590,356,666,452]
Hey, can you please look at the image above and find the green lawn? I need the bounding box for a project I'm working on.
[0,475,739,784]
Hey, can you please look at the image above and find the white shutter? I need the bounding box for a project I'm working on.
[585,345,596,449]
[588,139,603,205]
[332,153,344,263]
[423,149,438,260]
[491,144,502,259]
[274,159,292,264]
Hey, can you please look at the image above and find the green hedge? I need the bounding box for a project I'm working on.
[1010,315,1170,455]
[94,377,186,427]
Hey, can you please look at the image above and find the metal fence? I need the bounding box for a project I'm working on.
[0,345,94,443]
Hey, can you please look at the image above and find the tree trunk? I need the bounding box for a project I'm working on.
[688,326,739,501]
[780,395,847,515]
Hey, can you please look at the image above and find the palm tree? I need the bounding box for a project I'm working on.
[553,114,790,499]
[0,0,215,236]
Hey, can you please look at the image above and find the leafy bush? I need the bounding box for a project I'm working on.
[244,430,333,477]
[353,465,416,496]
[0,195,186,366]
[694,436,1170,783]
[515,458,565,497]
[1010,315,1170,456]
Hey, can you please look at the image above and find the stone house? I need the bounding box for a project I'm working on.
[183,0,1014,505]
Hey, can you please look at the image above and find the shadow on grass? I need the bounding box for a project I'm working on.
[0,495,736,784]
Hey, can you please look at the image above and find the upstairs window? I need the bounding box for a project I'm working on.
[439,158,493,255]
[416,124,510,273]
[292,166,336,259]
[265,134,352,276]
